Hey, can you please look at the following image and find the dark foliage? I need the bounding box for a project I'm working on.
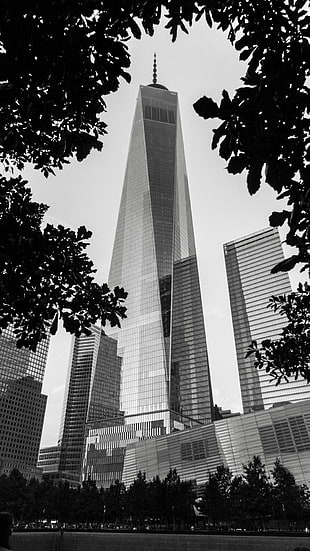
[74,479,103,523]
[103,479,126,525]
[203,458,274,530]
[1,460,309,530]
[0,469,27,521]
[0,1,309,365]
[0,469,195,528]
[203,465,233,525]
[162,468,195,529]
[240,456,273,530]
[247,282,310,384]
[271,458,309,523]
[191,1,310,383]
[0,1,129,173]
[0,0,143,348]
[125,471,149,527]
[0,175,127,349]
[192,1,310,278]
[202,456,310,530]
[2,2,308,191]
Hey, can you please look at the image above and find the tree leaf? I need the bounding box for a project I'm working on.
[219,90,231,117]
[269,210,290,227]
[193,96,219,119]
[239,49,252,61]
[247,164,262,195]
[271,255,301,274]
[219,136,232,161]
[227,154,248,174]
[261,339,272,348]
[204,9,212,28]
[211,122,226,150]
[235,35,252,51]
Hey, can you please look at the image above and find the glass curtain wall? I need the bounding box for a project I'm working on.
[224,227,310,413]
[106,83,213,431]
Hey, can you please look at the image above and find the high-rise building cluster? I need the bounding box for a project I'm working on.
[1,64,310,488]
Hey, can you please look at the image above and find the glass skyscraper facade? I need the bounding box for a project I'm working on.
[83,79,213,487]
[0,326,49,478]
[106,81,213,429]
[224,227,310,414]
[58,327,122,476]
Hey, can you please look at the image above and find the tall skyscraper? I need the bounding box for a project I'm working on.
[106,69,213,428]
[83,65,214,486]
[224,227,310,413]
[0,326,49,479]
[58,327,122,476]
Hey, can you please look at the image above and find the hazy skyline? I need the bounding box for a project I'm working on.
[24,20,298,448]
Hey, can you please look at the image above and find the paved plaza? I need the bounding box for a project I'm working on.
[12,531,310,551]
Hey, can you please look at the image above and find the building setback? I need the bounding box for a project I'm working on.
[0,326,49,479]
[83,70,214,487]
[224,227,310,413]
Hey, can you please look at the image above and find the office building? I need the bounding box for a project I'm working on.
[0,326,49,479]
[38,445,61,476]
[106,69,213,427]
[58,327,122,477]
[83,64,213,486]
[37,445,80,487]
[224,227,310,413]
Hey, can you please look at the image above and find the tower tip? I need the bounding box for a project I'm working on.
[153,53,157,85]
[147,53,168,90]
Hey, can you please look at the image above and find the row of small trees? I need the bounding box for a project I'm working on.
[0,468,194,528]
[0,458,309,530]
[202,456,309,530]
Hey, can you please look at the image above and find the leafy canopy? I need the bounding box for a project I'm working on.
[0,0,309,357]
[247,282,310,383]
[0,175,127,349]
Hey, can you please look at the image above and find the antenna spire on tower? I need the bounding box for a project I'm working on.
[153,53,157,85]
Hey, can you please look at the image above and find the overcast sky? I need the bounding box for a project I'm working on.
[25,19,298,448]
